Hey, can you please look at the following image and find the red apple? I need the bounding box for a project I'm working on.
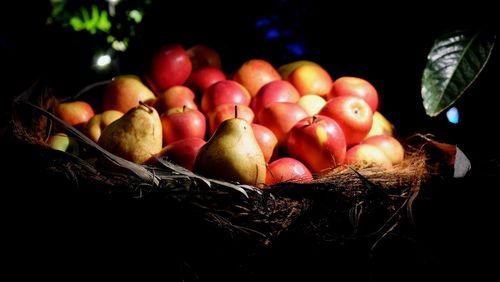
[287,64,333,97]
[153,85,197,115]
[318,96,373,146]
[143,74,161,95]
[200,80,251,114]
[251,123,278,163]
[187,44,222,70]
[328,76,379,112]
[103,75,156,113]
[160,106,206,145]
[266,157,313,185]
[208,104,254,136]
[257,102,308,144]
[345,143,392,169]
[232,59,281,97]
[286,115,346,174]
[362,135,404,165]
[154,137,206,171]
[150,43,192,91]
[185,66,226,95]
[251,80,300,119]
[54,100,95,128]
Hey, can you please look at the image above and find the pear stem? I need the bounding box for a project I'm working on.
[139,100,153,113]
[235,105,238,119]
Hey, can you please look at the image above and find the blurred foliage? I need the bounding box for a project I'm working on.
[68,5,111,34]
[46,0,152,52]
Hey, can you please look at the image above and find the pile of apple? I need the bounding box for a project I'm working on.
[49,43,404,188]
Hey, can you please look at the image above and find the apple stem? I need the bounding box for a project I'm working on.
[235,105,238,119]
[183,105,186,112]
[311,115,318,124]
[139,100,153,113]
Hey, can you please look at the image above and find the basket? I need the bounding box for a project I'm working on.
[7,81,446,281]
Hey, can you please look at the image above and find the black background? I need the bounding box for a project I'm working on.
[1,0,499,281]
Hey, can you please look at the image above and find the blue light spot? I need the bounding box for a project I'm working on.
[255,17,271,28]
[285,42,305,56]
[446,107,459,124]
[265,28,280,40]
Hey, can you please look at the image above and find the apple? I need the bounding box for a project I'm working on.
[200,80,251,114]
[103,75,156,113]
[185,66,226,95]
[345,143,392,169]
[186,44,222,70]
[54,100,95,128]
[266,157,313,185]
[362,135,404,165]
[251,123,278,163]
[318,96,373,146]
[84,110,124,142]
[286,115,346,174]
[286,64,333,97]
[365,111,394,138]
[47,133,79,156]
[257,102,308,144]
[328,76,379,112]
[154,137,206,171]
[277,60,320,80]
[143,74,161,95]
[232,59,281,97]
[297,94,326,116]
[251,80,300,119]
[160,106,206,145]
[208,104,254,136]
[153,85,197,115]
[150,43,192,91]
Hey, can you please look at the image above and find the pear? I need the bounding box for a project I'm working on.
[193,115,266,187]
[98,102,162,164]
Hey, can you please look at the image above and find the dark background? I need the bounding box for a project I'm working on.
[1,0,499,281]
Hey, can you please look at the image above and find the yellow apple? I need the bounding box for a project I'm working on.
[84,110,124,142]
[345,143,392,169]
[47,133,79,156]
[365,111,394,138]
[297,94,326,116]
[277,60,319,80]
[362,135,404,165]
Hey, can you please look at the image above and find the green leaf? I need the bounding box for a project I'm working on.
[97,10,111,32]
[421,30,496,116]
[69,17,84,31]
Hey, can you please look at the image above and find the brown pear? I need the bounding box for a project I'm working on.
[193,116,266,187]
[98,103,162,164]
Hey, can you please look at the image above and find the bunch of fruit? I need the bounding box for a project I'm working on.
[48,43,404,188]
